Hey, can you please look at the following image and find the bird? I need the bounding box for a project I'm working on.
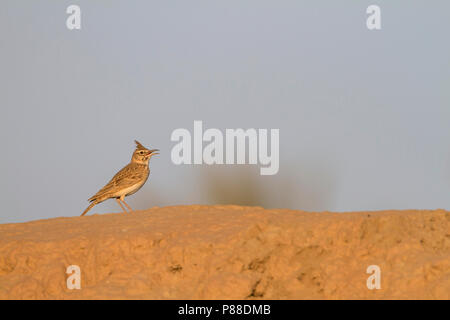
[81,140,159,216]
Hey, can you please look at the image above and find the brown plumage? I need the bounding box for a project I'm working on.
[81,140,159,216]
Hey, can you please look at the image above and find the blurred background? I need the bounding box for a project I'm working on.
[1,1,449,223]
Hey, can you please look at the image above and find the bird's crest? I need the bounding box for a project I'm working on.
[134,140,147,151]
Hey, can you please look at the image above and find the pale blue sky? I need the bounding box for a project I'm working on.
[1,1,449,223]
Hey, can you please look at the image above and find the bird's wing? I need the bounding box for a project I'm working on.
[88,163,147,201]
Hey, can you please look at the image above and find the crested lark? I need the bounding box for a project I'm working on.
[81,140,159,216]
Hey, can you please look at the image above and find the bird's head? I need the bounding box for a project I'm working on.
[132,140,159,164]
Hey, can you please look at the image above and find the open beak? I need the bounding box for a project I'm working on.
[147,149,159,156]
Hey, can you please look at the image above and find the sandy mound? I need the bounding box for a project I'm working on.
[0,205,448,299]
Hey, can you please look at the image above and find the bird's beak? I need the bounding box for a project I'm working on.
[148,149,159,156]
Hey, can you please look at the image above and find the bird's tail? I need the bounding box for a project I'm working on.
[81,201,97,216]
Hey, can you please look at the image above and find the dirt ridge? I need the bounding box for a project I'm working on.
[0,205,448,299]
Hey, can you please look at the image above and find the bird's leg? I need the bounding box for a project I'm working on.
[115,198,128,214]
[120,195,133,212]
[121,199,133,212]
